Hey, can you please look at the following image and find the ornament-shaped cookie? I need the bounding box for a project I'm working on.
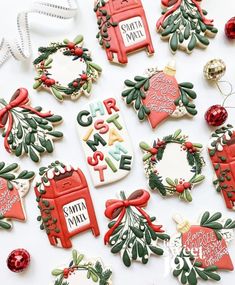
[140,129,205,202]
[94,0,154,64]
[33,35,102,101]
[208,124,235,210]
[122,62,197,129]
[77,98,133,187]
[156,0,218,54]
[0,88,63,162]
[104,189,169,267]
[34,161,99,249]
[170,212,235,285]
[0,162,34,230]
[51,249,112,285]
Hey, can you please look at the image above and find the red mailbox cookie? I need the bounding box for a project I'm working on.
[208,124,235,210]
[94,0,154,64]
[34,161,100,249]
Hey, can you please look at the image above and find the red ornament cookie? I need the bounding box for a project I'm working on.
[170,212,235,285]
[34,161,99,248]
[208,124,235,210]
[122,62,197,129]
[94,0,154,64]
[225,17,235,39]
[0,162,34,230]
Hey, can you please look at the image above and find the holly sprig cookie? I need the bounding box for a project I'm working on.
[140,130,205,202]
[0,88,63,162]
[51,249,112,285]
[156,0,218,54]
[104,189,169,267]
[0,162,34,230]
[33,35,102,101]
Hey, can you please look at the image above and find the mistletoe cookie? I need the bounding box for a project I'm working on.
[94,0,154,64]
[0,162,34,230]
[104,189,169,267]
[33,35,102,101]
[0,88,63,162]
[156,0,218,54]
[34,161,100,249]
[208,124,235,210]
[140,130,205,202]
[77,98,133,187]
[51,249,112,285]
[122,62,197,129]
[170,212,235,285]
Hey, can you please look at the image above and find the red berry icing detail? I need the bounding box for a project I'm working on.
[183,182,191,189]
[40,75,47,82]
[81,74,88,81]
[176,184,185,193]
[67,42,75,49]
[205,105,228,127]
[7,249,30,273]
[73,81,79,87]
[74,48,83,56]
[225,17,235,39]
[150,147,158,155]
[185,142,193,149]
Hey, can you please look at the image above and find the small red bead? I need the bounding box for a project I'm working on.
[205,105,228,127]
[225,17,235,39]
[7,249,30,273]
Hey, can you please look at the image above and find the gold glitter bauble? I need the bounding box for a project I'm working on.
[203,59,226,81]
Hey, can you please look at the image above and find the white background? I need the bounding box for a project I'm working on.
[0,0,235,284]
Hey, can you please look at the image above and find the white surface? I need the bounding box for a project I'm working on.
[0,1,235,285]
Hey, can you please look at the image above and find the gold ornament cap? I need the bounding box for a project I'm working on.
[173,214,191,234]
[164,60,176,76]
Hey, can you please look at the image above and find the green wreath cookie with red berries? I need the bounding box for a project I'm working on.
[33,35,102,102]
[139,129,205,202]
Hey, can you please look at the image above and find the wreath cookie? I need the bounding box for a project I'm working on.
[0,88,63,162]
[156,0,218,54]
[140,129,205,202]
[33,35,102,101]
[122,62,197,129]
[51,250,112,285]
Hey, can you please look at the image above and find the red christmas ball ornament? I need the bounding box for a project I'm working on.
[205,105,228,127]
[7,249,30,273]
[225,17,235,39]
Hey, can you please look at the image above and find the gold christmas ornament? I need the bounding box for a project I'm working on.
[203,59,226,82]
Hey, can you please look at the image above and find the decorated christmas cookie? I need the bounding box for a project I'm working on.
[140,129,205,202]
[104,189,169,267]
[77,98,133,187]
[156,0,218,54]
[0,162,34,230]
[51,249,112,285]
[94,0,154,64]
[33,35,102,101]
[0,88,63,162]
[208,124,235,210]
[34,161,100,249]
[170,212,235,285]
[122,62,197,129]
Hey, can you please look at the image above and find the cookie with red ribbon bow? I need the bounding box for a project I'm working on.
[0,88,63,162]
[156,0,218,54]
[104,189,169,267]
[170,212,235,285]
[0,162,34,230]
